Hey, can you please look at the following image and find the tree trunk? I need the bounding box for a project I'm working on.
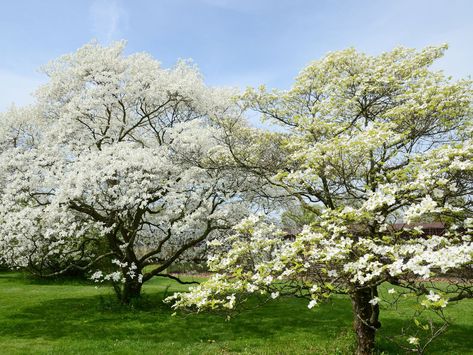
[121,276,143,304]
[351,286,381,355]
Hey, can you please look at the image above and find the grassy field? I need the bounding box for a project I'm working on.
[0,272,472,354]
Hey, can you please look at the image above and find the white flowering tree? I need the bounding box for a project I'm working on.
[0,42,257,304]
[169,46,473,354]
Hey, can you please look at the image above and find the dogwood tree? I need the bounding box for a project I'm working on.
[169,45,473,354]
[0,42,257,303]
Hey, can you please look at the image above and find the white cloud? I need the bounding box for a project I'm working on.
[89,0,127,44]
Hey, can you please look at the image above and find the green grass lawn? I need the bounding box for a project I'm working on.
[0,272,472,354]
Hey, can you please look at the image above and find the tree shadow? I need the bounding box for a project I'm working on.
[375,313,473,354]
[0,272,90,286]
[3,279,470,354]
[1,291,353,347]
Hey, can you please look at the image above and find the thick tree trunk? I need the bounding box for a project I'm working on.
[121,276,143,304]
[351,286,381,355]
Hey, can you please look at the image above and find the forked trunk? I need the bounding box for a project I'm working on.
[351,286,381,355]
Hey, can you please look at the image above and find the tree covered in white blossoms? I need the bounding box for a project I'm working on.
[169,45,473,354]
[0,42,260,303]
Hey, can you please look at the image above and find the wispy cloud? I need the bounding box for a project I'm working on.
[89,0,127,44]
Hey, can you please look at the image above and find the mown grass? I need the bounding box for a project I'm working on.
[0,272,472,354]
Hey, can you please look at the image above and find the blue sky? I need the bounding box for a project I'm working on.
[1,0,472,111]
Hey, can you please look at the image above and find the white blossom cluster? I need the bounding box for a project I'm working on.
[0,42,260,297]
[170,45,473,350]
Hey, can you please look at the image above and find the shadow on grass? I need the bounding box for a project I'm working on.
[0,272,92,286]
[1,274,471,354]
[1,291,353,347]
[375,312,473,355]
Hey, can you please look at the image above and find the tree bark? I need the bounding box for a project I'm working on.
[351,286,381,355]
[121,276,143,304]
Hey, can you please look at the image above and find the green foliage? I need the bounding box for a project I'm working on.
[281,204,319,230]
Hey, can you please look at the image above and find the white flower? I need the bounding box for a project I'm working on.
[369,297,380,305]
[327,269,338,277]
[107,271,122,282]
[432,188,443,198]
[270,292,279,299]
[225,294,236,309]
[408,336,419,345]
[308,299,318,309]
[90,270,103,281]
[426,290,440,302]
[263,275,273,285]
[246,283,259,293]
[388,288,396,294]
